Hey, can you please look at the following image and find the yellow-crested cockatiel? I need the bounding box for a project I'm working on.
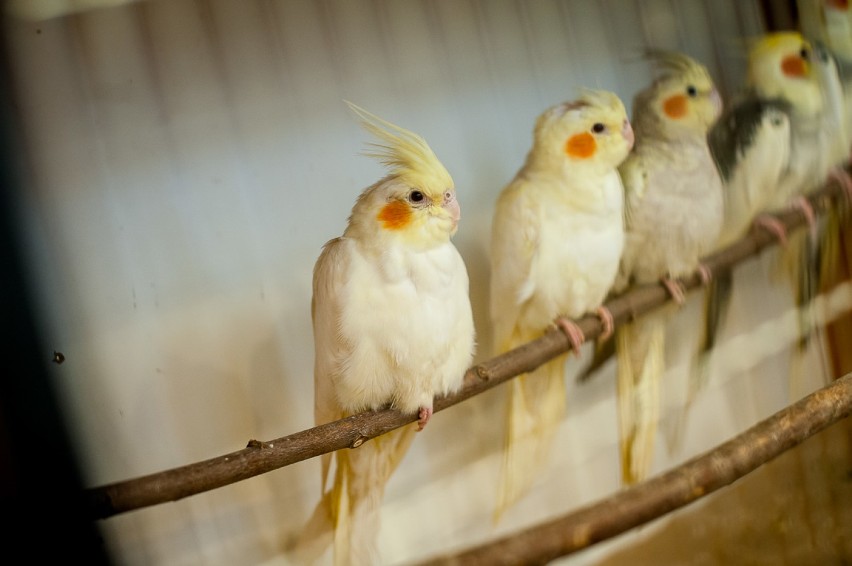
[490,90,633,519]
[696,33,820,397]
[746,33,847,366]
[295,102,475,566]
[609,51,724,485]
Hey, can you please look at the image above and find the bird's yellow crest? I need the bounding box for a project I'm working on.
[749,31,806,58]
[644,49,707,77]
[748,31,812,77]
[345,101,454,194]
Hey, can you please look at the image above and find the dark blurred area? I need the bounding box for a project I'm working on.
[761,0,799,31]
[0,13,113,565]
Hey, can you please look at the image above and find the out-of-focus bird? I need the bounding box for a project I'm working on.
[295,102,475,566]
[814,42,851,169]
[688,32,847,442]
[749,34,851,365]
[799,41,852,355]
[605,51,724,485]
[695,33,817,396]
[490,90,633,519]
[696,99,792,383]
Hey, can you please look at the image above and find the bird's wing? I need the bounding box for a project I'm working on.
[490,178,541,352]
[613,151,650,292]
[311,237,352,489]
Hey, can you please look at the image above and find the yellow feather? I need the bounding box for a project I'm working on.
[345,100,453,196]
[495,326,568,521]
[616,311,666,485]
[296,425,417,565]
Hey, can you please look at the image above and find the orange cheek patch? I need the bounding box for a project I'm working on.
[781,55,806,77]
[565,132,597,159]
[377,200,412,230]
[663,94,688,118]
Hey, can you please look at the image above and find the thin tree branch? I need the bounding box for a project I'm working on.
[417,371,852,566]
[84,168,850,520]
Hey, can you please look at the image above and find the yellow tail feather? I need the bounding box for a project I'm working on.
[293,424,417,565]
[496,340,568,521]
[617,313,666,485]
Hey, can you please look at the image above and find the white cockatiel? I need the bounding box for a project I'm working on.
[610,51,724,485]
[490,90,633,519]
[295,102,475,566]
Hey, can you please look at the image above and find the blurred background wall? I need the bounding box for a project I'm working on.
[2,1,848,564]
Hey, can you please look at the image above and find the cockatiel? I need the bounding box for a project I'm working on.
[800,41,852,353]
[748,33,847,363]
[295,102,475,566]
[750,33,827,210]
[607,51,724,485]
[490,90,633,519]
[695,98,793,382]
[813,42,851,169]
[695,33,818,399]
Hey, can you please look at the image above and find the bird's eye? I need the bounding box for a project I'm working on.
[686,85,698,97]
[408,190,425,203]
[800,47,809,60]
[591,123,606,134]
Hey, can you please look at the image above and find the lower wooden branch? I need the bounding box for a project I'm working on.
[418,372,852,566]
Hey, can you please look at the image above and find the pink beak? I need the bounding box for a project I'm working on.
[710,88,723,114]
[622,119,635,149]
[443,191,461,226]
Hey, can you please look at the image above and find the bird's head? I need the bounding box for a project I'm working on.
[345,102,459,249]
[531,89,634,173]
[747,32,822,117]
[633,50,722,138]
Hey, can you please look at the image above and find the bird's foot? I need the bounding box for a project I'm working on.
[417,406,433,431]
[595,306,614,341]
[829,166,852,203]
[661,277,686,305]
[789,196,816,227]
[752,214,788,246]
[555,316,586,353]
[696,263,712,285]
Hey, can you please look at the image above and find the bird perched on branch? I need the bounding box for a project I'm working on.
[490,90,633,519]
[737,33,845,359]
[695,33,818,401]
[295,102,475,566]
[605,51,724,485]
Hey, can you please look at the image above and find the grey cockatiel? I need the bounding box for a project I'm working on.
[608,51,724,484]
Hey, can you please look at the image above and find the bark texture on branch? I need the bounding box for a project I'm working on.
[418,372,852,566]
[84,169,850,520]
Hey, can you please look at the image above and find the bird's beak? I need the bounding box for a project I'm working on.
[709,88,722,114]
[622,119,635,149]
[781,54,809,77]
[443,191,461,227]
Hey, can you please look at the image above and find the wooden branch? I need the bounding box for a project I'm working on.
[84,168,850,520]
[417,371,852,566]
